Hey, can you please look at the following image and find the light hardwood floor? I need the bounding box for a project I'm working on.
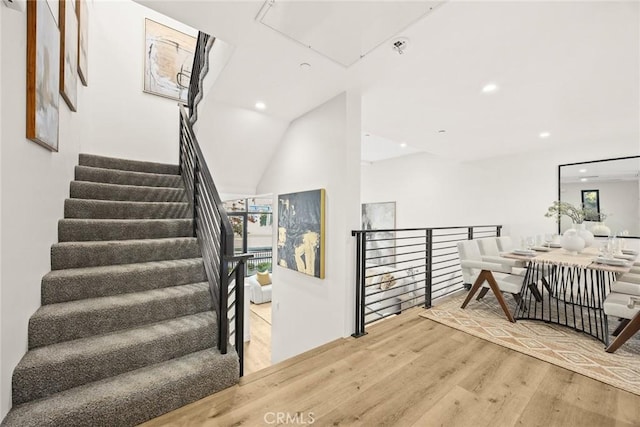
[143,308,640,426]
[244,302,272,375]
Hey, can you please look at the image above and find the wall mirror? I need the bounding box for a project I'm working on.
[558,155,640,238]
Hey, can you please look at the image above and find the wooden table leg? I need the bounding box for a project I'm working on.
[606,312,640,353]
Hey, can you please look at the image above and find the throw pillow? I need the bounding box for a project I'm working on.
[257,271,272,286]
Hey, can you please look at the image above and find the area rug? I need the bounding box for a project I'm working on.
[419,293,640,396]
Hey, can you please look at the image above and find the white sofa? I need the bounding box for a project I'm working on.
[246,274,272,304]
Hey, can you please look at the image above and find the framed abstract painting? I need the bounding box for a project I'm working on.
[362,201,396,266]
[59,0,78,111]
[277,189,326,279]
[143,19,197,103]
[26,0,60,151]
[76,0,89,86]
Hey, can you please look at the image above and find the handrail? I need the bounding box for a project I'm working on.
[352,225,502,337]
[188,31,214,125]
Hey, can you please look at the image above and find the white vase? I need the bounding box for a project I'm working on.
[591,222,611,237]
[575,223,594,247]
[561,228,585,254]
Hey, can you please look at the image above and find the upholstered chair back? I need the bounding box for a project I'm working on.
[477,238,500,257]
[496,236,514,252]
[457,240,482,283]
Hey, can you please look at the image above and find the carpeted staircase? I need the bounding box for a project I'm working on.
[2,154,239,426]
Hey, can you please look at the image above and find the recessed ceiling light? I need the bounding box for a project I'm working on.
[580,178,588,182]
[400,142,407,148]
[481,83,499,93]
[539,132,550,139]
[438,130,446,134]
[255,101,266,110]
[579,168,587,173]
[300,62,311,69]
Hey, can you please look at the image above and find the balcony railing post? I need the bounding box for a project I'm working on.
[468,227,473,240]
[234,260,245,377]
[497,225,502,237]
[425,229,433,308]
[352,231,367,338]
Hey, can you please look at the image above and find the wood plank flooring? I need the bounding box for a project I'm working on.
[244,302,272,375]
[142,308,640,427]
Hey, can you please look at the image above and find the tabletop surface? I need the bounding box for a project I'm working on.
[502,246,636,273]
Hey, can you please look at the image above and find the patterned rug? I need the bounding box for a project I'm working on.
[420,292,640,395]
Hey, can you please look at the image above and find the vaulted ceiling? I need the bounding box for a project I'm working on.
[138,0,639,165]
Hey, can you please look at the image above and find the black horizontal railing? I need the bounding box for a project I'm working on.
[352,225,502,337]
[180,30,251,375]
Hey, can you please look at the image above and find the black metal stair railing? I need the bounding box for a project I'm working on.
[181,30,251,375]
[352,225,502,337]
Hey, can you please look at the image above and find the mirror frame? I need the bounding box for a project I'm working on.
[558,155,640,239]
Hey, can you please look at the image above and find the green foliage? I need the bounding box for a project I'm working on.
[257,262,271,273]
[544,201,602,224]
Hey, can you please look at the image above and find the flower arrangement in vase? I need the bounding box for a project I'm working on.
[544,201,595,251]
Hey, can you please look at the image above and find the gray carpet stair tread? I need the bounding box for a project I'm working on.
[64,199,191,219]
[75,165,183,188]
[13,312,217,404]
[29,282,212,349]
[2,348,239,427]
[79,153,179,175]
[70,181,187,202]
[51,237,200,270]
[58,218,193,242]
[42,258,206,304]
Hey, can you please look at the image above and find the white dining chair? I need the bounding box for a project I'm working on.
[457,240,524,322]
[477,237,526,275]
[603,291,640,353]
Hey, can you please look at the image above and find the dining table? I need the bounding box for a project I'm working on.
[504,246,637,345]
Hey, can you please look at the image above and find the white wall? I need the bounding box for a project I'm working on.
[0,1,202,417]
[362,139,639,248]
[256,92,361,363]
[79,1,197,164]
[197,100,289,195]
[0,4,87,417]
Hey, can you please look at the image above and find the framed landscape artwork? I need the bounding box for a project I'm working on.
[581,189,601,221]
[76,0,89,86]
[362,201,396,266]
[26,0,60,151]
[59,0,78,111]
[277,189,326,279]
[144,19,197,103]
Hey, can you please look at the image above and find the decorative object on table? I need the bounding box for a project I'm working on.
[144,19,197,103]
[362,201,396,266]
[591,221,611,237]
[560,228,586,254]
[277,189,325,279]
[76,0,88,86]
[545,201,594,249]
[26,0,60,151]
[59,0,78,111]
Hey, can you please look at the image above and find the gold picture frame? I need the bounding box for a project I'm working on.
[26,0,60,151]
[277,189,326,279]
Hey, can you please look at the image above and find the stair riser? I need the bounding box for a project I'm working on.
[64,199,191,219]
[79,154,179,175]
[75,165,183,188]
[13,314,217,405]
[51,239,200,270]
[2,349,239,427]
[29,284,212,348]
[42,259,206,304]
[58,219,193,242]
[70,181,187,202]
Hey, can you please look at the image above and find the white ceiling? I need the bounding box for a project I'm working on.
[137,0,640,164]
